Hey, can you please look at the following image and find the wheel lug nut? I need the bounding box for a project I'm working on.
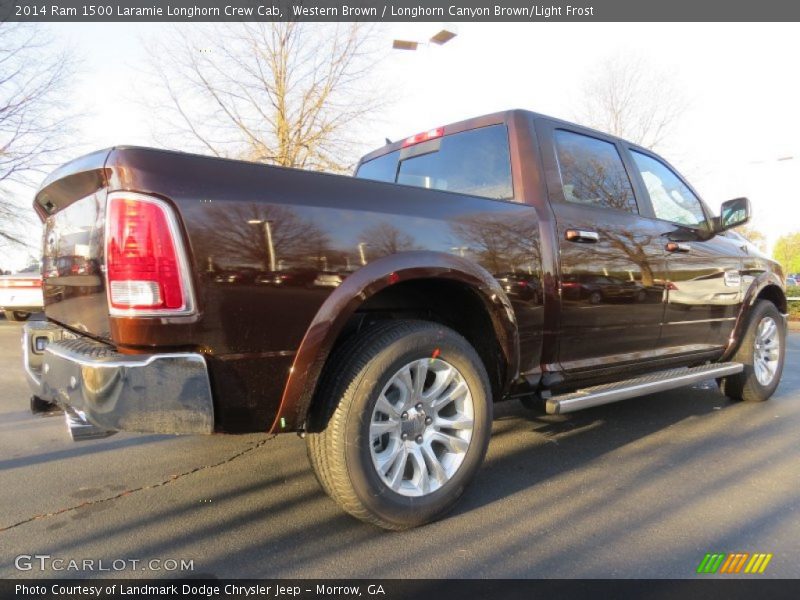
[416,435,423,444]
[425,417,432,425]
[415,403,423,410]
[401,433,408,441]
[401,412,408,420]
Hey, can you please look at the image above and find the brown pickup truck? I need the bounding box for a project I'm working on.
[22,110,787,530]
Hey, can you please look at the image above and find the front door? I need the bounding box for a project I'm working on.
[625,148,746,351]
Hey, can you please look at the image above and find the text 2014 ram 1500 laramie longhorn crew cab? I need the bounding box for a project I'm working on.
[22,110,787,530]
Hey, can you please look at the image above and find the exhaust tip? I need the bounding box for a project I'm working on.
[64,408,117,442]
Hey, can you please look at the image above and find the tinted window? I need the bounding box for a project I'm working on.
[631,151,707,228]
[554,130,637,213]
[356,125,514,201]
[357,151,398,183]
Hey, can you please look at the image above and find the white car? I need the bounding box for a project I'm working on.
[0,264,43,321]
[313,271,344,288]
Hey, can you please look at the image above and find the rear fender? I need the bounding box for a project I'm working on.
[271,251,519,432]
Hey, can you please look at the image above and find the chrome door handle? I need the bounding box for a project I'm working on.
[565,229,599,243]
[666,242,691,253]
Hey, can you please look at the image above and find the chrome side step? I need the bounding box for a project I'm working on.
[546,362,744,415]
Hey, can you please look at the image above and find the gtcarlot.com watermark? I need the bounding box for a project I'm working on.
[14,554,194,572]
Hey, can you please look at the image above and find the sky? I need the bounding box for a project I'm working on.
[3,21,800,270]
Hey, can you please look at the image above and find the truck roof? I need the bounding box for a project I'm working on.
[358,108,641,165]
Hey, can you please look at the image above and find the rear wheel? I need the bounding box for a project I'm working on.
[719,300,785,403]
[306,320,492,530]
[3,310,30,322]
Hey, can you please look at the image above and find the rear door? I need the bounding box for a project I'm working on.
[624,148,746,349]
[535,120,668,370]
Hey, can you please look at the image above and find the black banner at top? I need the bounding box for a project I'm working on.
[2,0,800,22]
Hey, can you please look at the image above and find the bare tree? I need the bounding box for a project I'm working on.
[147,23,386,173]
[192,202,331,271]
[359,223,417,258]
[575,53,688,150]
[0,23,76,247]
[450,213,541,275]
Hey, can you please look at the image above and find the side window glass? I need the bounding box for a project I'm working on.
[631,151,707,228]
[357,152,398,183]
[554,129,638,213]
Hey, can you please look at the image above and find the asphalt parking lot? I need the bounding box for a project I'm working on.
[1,316,799,579]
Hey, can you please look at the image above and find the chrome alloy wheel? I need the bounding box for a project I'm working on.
[753,316,781,386]
[369,358,474,497]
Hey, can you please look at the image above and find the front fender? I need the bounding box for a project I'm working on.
[722,271,786,360]
[270,251,519,432]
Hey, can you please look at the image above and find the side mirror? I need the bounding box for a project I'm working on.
[716,197,751,232]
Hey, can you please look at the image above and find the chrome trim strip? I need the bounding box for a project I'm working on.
[666,317,737,325]
[558,343,723,372]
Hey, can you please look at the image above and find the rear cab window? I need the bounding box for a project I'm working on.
[356,124,513,201]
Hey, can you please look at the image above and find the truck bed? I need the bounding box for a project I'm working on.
[35,146,545,431]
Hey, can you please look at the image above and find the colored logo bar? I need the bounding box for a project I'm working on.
[696,552,773,574]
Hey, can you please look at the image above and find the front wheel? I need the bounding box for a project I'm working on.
[306,320,492,530]
[719,300,786,402]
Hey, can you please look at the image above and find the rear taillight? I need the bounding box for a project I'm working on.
[105,192,194,315]
[401,127,444,147]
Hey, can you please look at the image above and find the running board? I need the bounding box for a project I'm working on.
[545,362,744,415]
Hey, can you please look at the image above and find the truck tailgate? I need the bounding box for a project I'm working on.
[34,149,112,341]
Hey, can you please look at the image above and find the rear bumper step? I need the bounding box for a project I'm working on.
[546,362,744,415]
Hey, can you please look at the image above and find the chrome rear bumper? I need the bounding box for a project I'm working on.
[23,321,214,435]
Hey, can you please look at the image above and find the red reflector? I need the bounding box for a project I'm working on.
[401,127,444,148]
[106,195,185,311]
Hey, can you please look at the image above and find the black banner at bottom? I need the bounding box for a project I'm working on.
[3,579,800,600]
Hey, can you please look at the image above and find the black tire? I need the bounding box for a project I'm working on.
[719,300,785,403]
[306,320,492,530]
[4,310,30,322]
